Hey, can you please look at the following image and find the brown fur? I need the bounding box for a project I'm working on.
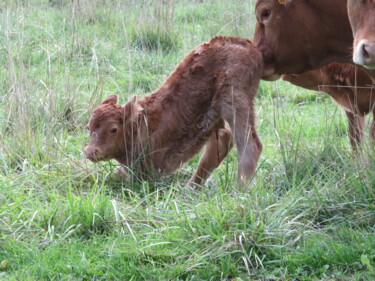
[282,63,375,150]
[253,0,353,81]
[85,36,263,187]
[253,0,375,81]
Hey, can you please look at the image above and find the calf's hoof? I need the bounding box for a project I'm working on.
[114,166,130,179]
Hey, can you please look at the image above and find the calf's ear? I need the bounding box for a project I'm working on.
[101,94,119,105]
[123,95,144,121]
[129,95,138,104]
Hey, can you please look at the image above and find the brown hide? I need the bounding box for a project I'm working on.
[85,36,263,187]
[282,63,375,149]
[348,0,375,69]
[253,0,353,81]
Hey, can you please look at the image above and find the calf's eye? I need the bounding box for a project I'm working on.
[110,128,117,134]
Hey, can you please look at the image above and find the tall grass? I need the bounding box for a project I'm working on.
[1,0,374,280]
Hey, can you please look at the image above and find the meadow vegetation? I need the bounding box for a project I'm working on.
[0,0,374,280]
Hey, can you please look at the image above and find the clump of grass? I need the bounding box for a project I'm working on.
[48,186,114,238]
[175,4,211,24]
[130,25,180,53]
[129,0,180,53]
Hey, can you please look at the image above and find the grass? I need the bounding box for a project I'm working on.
[0,0,374,280]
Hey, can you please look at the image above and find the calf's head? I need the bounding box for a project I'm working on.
[85,94,143,163]
[348,0,375,69]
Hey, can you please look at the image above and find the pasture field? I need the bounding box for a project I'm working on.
[0,0,374,280]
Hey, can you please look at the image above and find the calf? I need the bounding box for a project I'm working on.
[282,63,375,150]
[85,36,263,186]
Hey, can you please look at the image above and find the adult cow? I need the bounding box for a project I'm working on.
[348,0,375,69]
[282,63,375,150]
[253,0,375,80]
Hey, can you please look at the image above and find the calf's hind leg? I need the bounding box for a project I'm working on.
[187,125,233,187]
[226,97,262,186]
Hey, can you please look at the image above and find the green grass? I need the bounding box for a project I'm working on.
[1,0,374,280]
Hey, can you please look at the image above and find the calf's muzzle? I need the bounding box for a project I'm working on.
[84,146,104,162]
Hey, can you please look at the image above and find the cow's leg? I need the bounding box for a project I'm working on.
[187,125,233,187]
[371,110,375,141]
[226,97,262,186]
[345,111,365,151]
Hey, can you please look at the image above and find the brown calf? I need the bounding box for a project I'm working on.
[282,63,375,150]
[85,36,263,186]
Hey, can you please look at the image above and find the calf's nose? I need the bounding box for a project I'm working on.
[84,146,103,161]
[353,40,375,70]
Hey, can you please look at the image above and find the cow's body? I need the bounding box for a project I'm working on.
[348,0,375,69]
[85,36,263,186]
[282,63,375,149]
[253,0,375,81]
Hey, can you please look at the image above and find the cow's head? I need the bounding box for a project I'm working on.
[349,0,375,69]
[253,0,352,80]
[85,94,143,164]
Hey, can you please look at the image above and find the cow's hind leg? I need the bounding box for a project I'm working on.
[188,125,233,187]
[370,110,375,141]
[345,111,365,151]
[226,96,262,186]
